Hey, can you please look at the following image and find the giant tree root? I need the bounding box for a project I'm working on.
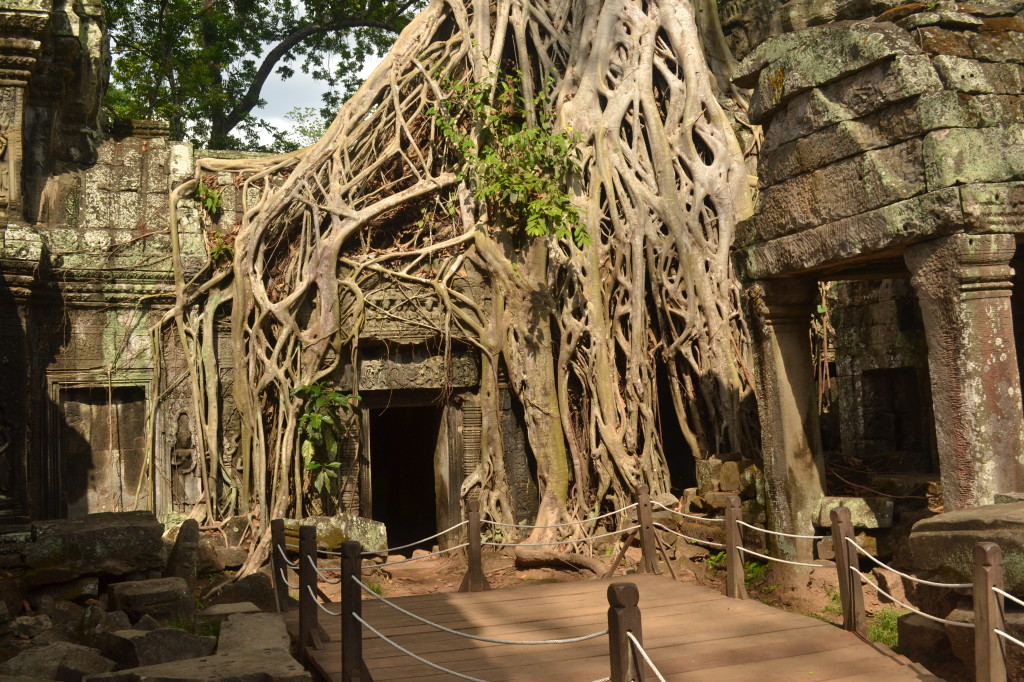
[513,549,608,576]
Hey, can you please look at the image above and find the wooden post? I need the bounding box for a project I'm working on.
[270,519,290,613]
[725,495,747,599]
[607,582,644,682]
[298,524,319,652]
[635,485,659,574]
[974,542,1007,682]
[341,541,366,682]
[830,507,865,636]
[459,498,491,592]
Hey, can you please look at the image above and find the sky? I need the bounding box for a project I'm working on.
[253,54,382,146]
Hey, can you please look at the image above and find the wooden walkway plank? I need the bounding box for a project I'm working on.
[289,574,940,682]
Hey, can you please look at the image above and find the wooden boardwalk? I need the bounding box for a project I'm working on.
[286,574,942,681]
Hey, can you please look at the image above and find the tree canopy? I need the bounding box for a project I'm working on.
[105,0,424,149]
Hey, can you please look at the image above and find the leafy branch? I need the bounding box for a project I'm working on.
[428,72,590,248]
[292,382,361,494]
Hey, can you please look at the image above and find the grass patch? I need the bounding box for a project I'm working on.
[867,605,904,649]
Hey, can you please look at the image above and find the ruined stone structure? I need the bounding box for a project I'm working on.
[734,3,1024,554]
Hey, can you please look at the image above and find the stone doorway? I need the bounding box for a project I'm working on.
[54,385,149,517]
[367,404,443,550]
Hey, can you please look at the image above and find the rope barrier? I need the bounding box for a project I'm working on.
[355,613,492,682]
[653,523,725,549]
[850,568,973,628]
[353,577,608,645]
[276,544,298,568]
[483,526,641,549]
[737,519,825,541]
[369,543,469,568]
[306,555,341,584]
[306,585,341,616]
[483,504,638,529]
[278,567,298,590]
[737,546,823,568]
[994,586,1024,610]
[626,632,668,682]
[845,537,971,589]
[350,520,469,557]
[651,501,724,524]
[995,628,1024,651]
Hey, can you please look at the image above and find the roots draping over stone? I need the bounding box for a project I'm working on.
[156,0,757,572]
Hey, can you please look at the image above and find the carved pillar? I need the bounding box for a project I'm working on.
[0,1,50,219]
[752,278,825,559]
[905,234,1024,509]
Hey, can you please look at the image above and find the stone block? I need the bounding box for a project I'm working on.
[914,26,974,57]
[216,613,290,654]
[694,457,724,495]
[1,643,115,682]
[969,30,1024,63]
[944,603,1024,678]
[997,492,1024,503]
[12,615,52,638]
[194,603,259,628]
[206,573,275,613]
[163,520,198,587]
[81,607,132,649]
[196,537,220,576]
[924,124,1024,188]
[932,54,1024,94]
[214,547,247,570]
[741,187,962,279]
[908,502,1024,591]
[760,55,942,153]
[220,516,249,547]
[896,612,948,662]
[169,143,194,184]
[108,579,192,622]
[282,514,387,552]
[25,512,165,586]
[101,628,216,668]
[82,649,310,682]
[753,138,926,240]
[816,496,894,528]
[961,180,1024,233]
[718,461,742,492]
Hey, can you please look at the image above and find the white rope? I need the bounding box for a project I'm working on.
[348,520,469,557]
[369,543,469,567]
[276,544,298,568]
[738,546,823,568]
[355,613,492,682]
[653,523,726,549]
[306,586,341,616]
[353,577,608,645]
[278,567,298,590]
[845,538,971,589]
[306,555,341,584]
[737,519,825,541]
[995,628,1024,651]
[994,587,1024,610]
[483,504,638,529]
[627,632,668,682]
[651,501,724,524]
[851,568,973,628]
[484,525,641,548]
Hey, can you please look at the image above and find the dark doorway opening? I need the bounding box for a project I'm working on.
[656,362,696,495]
[369,406,443,551]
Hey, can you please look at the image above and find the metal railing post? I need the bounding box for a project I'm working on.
[830,506,865,636]
[271,519,290,613]
[459,498,491,592]
[298,524,319,652]
[342,541,367,682]
[725,495,747,599]
[974,542,1007,682]
[607,582,644,682]
[635,485,659,574]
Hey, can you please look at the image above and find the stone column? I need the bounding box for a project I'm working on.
[905,233,1024,510]
[0,0,50,219]
[752,278,825,559]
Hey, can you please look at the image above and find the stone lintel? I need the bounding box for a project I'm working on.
[741,187,962,280]
[905,233,1024,509]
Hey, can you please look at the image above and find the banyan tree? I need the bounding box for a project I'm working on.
[155,0,758,570]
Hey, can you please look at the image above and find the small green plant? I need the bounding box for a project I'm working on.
[744,560,770,590]
[428,71,590,248]
[363,578,384,595]
[822,586,843,618]
[292,382,360,495]
[210,233,233,262]
[706,550,726,573]
[195,618,221,638]
[868,605,904,648]
[194,178,221,216]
